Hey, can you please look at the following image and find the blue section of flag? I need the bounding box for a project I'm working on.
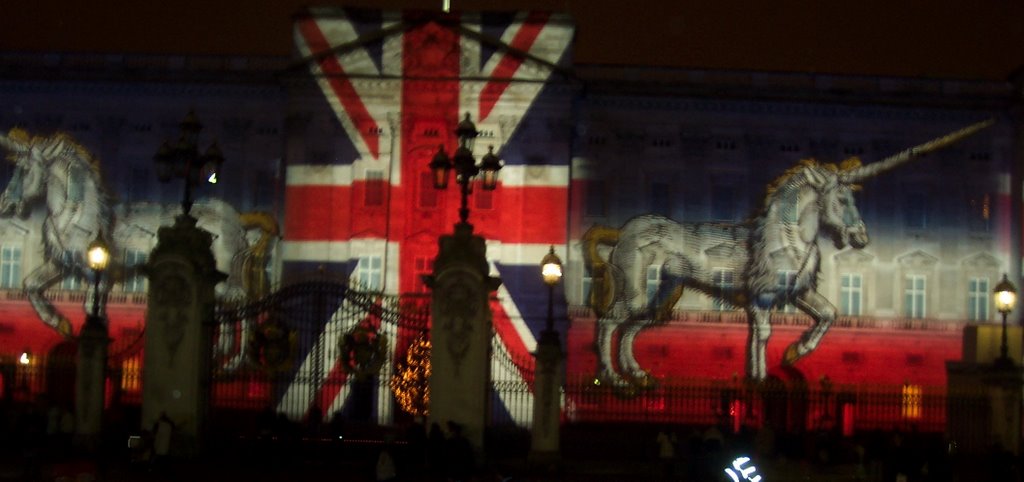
[344,8,384,73]
[479,12,516,68]
[496,263,568,338]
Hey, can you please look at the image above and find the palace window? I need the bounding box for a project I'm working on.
[712,268,735,311]
[967,193,991,233]
[839,273,862,316]
[901,384,922,419]
[904,275,926,318]
[364,169,385,207]
[646,265,661,304]
[61,250,84,290]
[354,255,383,291]
[474,187,493,210]
[967,277,989,322]
[412,256,431,293]
[121,356,141,392]
[776,270,797,313]
[0,246,21,289]
[122,249,147,293]
[419,171,438,208]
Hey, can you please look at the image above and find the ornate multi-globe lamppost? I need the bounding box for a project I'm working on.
[424,113,503,452]
[993,273,1018,367]
[429,113,502,224]
[153,111,225,217]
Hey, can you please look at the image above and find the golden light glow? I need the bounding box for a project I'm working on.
[121,356,141,392]
[87,239,110,271]
[390,334,431,417]
[994,274,1017,314]
[901,384,922,419]
[541,246,563,286]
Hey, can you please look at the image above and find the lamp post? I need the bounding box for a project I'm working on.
[153,111,225,217]
[531,245,563,464]
[994,273,1018,367]
[75,233,110,452]
[429,113,502,225]
[86,236,110,321]
[541,246,563,340]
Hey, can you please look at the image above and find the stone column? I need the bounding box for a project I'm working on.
[141,215,226,457]
[530,329,563,465]
[425,222,501,456]
[947,361,1024,455]
[74,315,109,452]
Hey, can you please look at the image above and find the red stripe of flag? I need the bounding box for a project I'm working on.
[285,184,566,243]
[298,18,380,159]
[479,11,551,122]
[284,185,353,241]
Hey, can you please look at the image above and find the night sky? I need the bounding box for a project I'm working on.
[1,0,1022,80]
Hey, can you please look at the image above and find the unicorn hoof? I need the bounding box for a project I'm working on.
[630,371,659,390]
[614,384,641,399]
[782,344,803,365]
[56,318,74,338]
[594,370,632,391]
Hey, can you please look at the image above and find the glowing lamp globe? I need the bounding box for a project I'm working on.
[429,145,452,189]
[479,146,502,191]
[994,274,1017,314]
[87,238,110,272]
[541,246,563,287]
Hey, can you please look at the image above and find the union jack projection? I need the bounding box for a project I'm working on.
[281,8,574,424]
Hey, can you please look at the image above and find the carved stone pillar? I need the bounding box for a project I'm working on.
[530,329,563,465]
[141,215,226,457]
[74,316,109,452]
[425,222,501,457]
[947,359,1024,455]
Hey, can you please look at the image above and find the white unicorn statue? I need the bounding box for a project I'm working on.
[0,128,278,369]
[583,120,992,388]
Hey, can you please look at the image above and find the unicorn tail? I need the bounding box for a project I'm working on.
[238,211,280,299]
[581,224,620,317]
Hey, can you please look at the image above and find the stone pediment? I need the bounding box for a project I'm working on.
[291,8,573,81]
[834,249,875,265]
[897,250,938,268]
[960,252,1000,270]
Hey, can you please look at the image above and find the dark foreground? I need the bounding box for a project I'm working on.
[1,417,1021,481]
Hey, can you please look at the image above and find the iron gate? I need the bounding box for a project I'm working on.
[209,276,431,433]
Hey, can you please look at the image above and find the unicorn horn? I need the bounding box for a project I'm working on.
[840,119,994,184]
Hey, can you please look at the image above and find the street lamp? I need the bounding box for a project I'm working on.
[153,111,225,217]
[76,233,111,452]
[540,246,563,339]
[86,235,110,321]
[429,113,503,225]
[994,273,1017,366]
